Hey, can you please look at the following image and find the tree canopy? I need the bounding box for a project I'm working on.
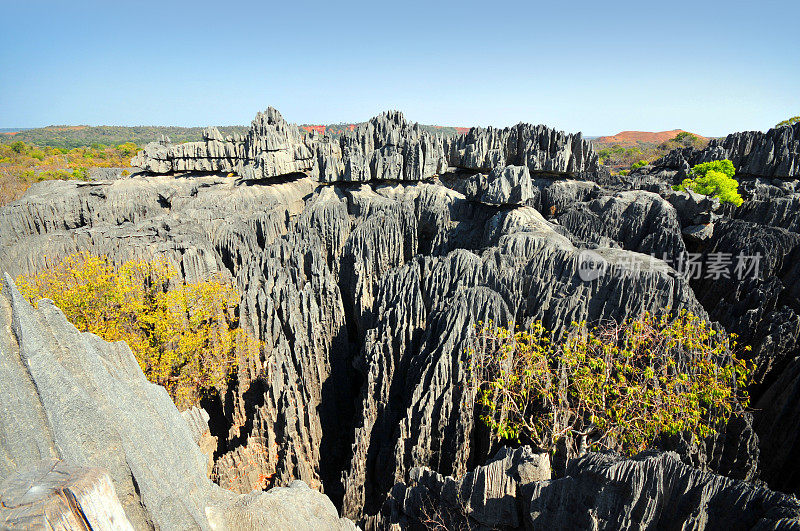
[17,253,260,409]
[674,159,743,206]
[468,311,752,456]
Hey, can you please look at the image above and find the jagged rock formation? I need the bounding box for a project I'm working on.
[131,108,316,178]
[375,448,800,530]
[531,451,800,530]
[3,107,800,526]
[755,356,800,495]
[131,108,600,184]
[0,274,356,530]
[647,122,799,181]
[375,447,550,530]
[447,122,599,175]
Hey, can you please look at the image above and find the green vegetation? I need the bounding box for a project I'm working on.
[0,125,249,150]
[596,132,709,172]
[775,116,800,128]
[674,159,743,206]
[468,311,752,456]
[630,160,648,171]
[672,131,699,147]
[17,253,260,409]
[0,141,136,205]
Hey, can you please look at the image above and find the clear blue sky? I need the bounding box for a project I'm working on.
[1,0,798,136]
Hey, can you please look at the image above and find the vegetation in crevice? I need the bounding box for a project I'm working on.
[17,252,260,409]
[674,159,743,206]
[468,311,752,457]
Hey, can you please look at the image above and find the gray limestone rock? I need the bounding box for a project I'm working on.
[0,274,357,530]
[0,459,133,530]
[446,122,600,176]
[131,107,602,185]
[528,451,800,530]
[205,480,359,531]
[385,447,550,530]
[5,107,800,527]
[556,190,688,260]
[374,449,799,530]
[460,165,533,205]
[647,122,799,180]
[683,222,715,241]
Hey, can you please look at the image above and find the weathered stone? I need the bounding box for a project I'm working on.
[0,459,133,530]
[205,480,359,531]
[0,275,357,530]
[528,451,800,530]
[5,107,800,526]
[683,222,715,241]
[131,107,601,184]
[648,122,799,179]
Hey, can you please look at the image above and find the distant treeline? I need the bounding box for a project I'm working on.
[0,125,249,150]
[0,122,468,150]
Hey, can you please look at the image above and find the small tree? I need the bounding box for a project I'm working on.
[17,252,260,409]
[673,131,699,147]
[673,159,743,206]
[116,142,139,157]
[467,311,752,457]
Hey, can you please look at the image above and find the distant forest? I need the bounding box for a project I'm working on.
[0,125,250,150]
[1,122,470,150]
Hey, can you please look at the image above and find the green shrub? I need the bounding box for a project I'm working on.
[71,166,89,181]
[688,159,736,179]
[17,253,260,409]
[630,160,648,171]
[36,170,74,181]
[116,142,139,157]
[673,159,742,206]
[468,312,752,456]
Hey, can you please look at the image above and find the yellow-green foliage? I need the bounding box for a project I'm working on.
[17,253,260,409]
[468,311,752,456]
[775,116,799,128]
[0,141,137,206]
[674,159,743,206]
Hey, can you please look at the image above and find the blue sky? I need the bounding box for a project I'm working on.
[0,0,797,136]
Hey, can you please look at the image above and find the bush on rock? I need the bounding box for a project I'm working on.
[468,311,752,456]
[673,159,743,206]
[17,252,259,409]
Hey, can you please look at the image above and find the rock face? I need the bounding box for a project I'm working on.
[131,108,600,183]
[377,447,550,530]
[3,107,800,526]
[527,451,800,530]
[447,122,600,175]
[205,480,358,531]
[0,274,355,530]
[648,122,800,180]
[131,108,316,178]
[375,448,800,530]
[0,459,133,530]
